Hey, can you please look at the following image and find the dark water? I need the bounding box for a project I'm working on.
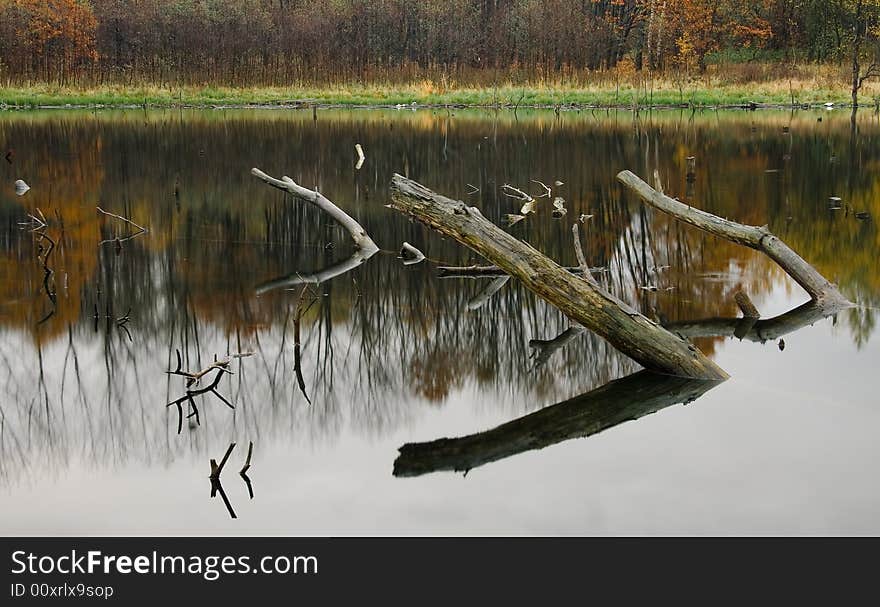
[0,108,878,534]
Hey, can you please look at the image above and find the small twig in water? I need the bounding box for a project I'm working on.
[97,206,148,235]
[531,179,552,198]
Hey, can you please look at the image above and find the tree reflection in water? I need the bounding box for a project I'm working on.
[0,108,876,489]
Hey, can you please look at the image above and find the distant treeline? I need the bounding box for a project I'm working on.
[0,0,878,86]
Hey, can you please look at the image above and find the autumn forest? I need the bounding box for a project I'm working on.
[2,0,880,541]
[0,0,879,90]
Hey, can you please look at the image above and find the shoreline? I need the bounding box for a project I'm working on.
[0,100,858,112]
[0,83,870,112]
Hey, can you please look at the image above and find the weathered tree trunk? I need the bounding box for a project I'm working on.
[394,370,721,477]
[617,171,849,306]
[389,174,728,380]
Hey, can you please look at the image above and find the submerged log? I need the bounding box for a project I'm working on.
[617,171,848,305]
[389,174,728,380]
[394,370,722,477]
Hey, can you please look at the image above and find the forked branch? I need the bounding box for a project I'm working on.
[166,350,252,433]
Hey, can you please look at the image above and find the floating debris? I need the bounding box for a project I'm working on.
[554,180,564,186]
[355,143,365,170]
[531,179,552,198]
[501,183,536,215]
[505,213,527,227]
[829,196,842,210]
[14,179,29,196]
[778,339,786,351]
[551,196,567,218]
[578,213,593,223]
[854,211,871,220]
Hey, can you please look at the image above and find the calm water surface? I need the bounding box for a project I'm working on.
[0,108,878,534]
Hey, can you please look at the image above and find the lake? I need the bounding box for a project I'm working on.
[0,107,878,534]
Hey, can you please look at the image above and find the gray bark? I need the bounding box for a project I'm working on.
[617,170,848,305]
[389,174,728,380]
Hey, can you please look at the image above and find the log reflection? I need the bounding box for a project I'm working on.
[664,299,853,342]
[393,370,722,477]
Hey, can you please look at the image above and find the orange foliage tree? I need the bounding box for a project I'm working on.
[0,0,98,82]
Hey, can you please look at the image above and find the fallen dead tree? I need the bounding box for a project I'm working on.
[389,174,728,380]
[394,370,722,477]
[389,171,851,477]
[252,167,379,292]
[617,171,849,306]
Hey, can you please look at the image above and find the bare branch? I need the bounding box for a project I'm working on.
[399,242,426,265]
[252,167,378,252]
[617,170,849,305]
[501,184,532,201]
[96,206,148,235]
[166,352,252,433]
[734,291,761,319]
[571,224,598,287]
[530,179,552,198]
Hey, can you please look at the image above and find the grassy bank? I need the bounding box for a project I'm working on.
[1,78,876,109]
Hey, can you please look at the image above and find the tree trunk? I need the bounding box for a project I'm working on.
[389,174,728,380]
[617,171,849,306]
[852,0,864,109]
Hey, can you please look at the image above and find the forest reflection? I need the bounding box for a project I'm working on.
[0,108,877,485]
